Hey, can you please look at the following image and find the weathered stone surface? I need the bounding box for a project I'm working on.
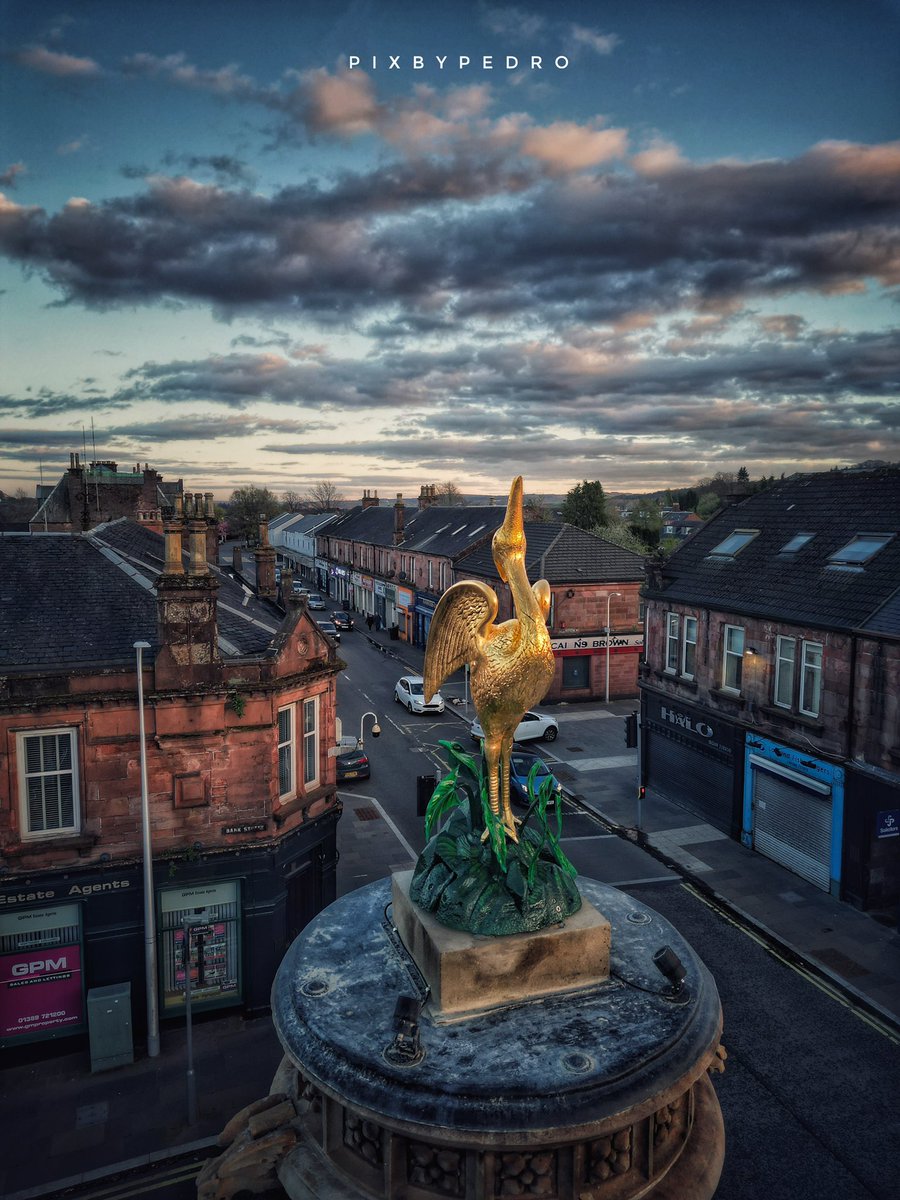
[392,869,610,1015]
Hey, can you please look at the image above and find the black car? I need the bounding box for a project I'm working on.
[336,748,370,781]
[332,611,354,631]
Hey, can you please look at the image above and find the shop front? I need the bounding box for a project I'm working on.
[743,735,844,896]
[641,690,741,835]
[315,557,331,596]
[396,586,414,642]
[351,572,375,619]
[0,810,338,1049]
[374,581,399,631]
[414,592,437,647]
[328,564,349,605]
[550,632,643,702]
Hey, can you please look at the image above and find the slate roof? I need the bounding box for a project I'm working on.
[0,521,285,672]
[0,534,158,670]
[90,520,279,656]
[646,465,900,633]
[322,504,413,547]
[323,503,507,557]
[400,505,506,558]
[456,522,647,585]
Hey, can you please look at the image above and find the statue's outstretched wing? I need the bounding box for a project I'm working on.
[424,580,497,701]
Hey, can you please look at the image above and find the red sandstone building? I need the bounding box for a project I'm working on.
[454,523,647,703]
[640,465,900,913]
[0,500,341,1050]
[29,455,185,535]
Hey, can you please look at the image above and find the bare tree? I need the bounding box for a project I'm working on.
[524,494,550,522]
[282,490,304,512]
[306,480,344,512]
[431,480,466,505]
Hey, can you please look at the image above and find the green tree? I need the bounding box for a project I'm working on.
[561,480,607,530]
[737,466,749,483]
[592,522,654,555]
[627,497,662,548]
[227,485,280,543]
[696,490,721,519]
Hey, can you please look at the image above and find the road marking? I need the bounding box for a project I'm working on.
[615,874,680,885]
[568,755,636,771]
[559,833,617,842]
[339,792,417,861]
[556,709,618,722]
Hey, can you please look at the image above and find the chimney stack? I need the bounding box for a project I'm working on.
[255,514,277,598]
[155,498,220,688]
[361,489,380,509]
[394,493,405,545]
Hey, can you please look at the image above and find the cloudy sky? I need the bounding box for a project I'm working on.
[1,0,898,501]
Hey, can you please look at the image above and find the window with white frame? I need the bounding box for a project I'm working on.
[800,641,823,717]
[428,560,433,589]
[277,705,296,799]
[774,636,796,708]
[302,697,319,787]
[722,625,745,692]
[682,617,698,679]
[17,729,80,837]
[665,613,680,672]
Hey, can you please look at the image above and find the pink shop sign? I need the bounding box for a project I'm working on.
[0,944,83,1038]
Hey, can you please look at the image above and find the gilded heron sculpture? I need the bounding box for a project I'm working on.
[424,476,554,842]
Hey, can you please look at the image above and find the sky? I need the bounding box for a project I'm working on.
[1,0,898,503]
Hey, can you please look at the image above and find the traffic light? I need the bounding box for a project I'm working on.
[624,711,638,748]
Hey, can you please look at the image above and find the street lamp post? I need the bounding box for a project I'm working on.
[133,640,160,1059]
[358,711,381,748]
[605,592,622,705]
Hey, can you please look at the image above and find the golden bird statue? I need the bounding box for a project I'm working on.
[424,476,555,842]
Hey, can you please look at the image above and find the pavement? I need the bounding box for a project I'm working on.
[2,619,899,1199]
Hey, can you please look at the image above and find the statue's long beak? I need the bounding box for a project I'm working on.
[493,475,525,582]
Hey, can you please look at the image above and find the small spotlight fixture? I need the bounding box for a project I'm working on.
[384,994,424,1066]
[746,646,759,656]
[653,945,687,996]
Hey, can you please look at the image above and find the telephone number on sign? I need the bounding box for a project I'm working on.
[18,1011,65,1024]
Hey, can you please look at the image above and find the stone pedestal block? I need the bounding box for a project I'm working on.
[391,869,610,1016]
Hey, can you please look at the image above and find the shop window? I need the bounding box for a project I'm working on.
[17,729,79,838]
[774,636,796,708]
[303,696,319,787]
[800,642,823,717]
[159,882,241,1014]
[0,904,84,1044]
[278,704,296,799]
[722,625,745,693]
[562,656,590,689]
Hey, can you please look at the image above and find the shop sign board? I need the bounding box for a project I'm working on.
[550,633,643,656]
[876,810,900,839]
[0,905,84,1040]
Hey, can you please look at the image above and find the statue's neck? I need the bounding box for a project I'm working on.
[507,556,540,624]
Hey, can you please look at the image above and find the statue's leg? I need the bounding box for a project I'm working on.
[499,731,518,841]
[483,733,502,819]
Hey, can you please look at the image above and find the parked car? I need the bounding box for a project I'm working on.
[332,611,354,631]
[316,619,340,643]
[292,580,308,595]
[307,593,326,609]
[336,748,370,781]
[508,751,560,807]
[469,710,559,743]
[394,674,445,714]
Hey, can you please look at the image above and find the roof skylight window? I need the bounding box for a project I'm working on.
[707,529,759,559]
[828,533,893,566]
[780,533,815,554]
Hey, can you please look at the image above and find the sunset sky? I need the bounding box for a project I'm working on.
[1,0,898,502]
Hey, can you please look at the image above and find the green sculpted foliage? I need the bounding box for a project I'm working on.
[410,741,581,936]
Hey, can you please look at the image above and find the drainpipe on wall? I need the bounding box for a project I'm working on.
[134,640,160,1058]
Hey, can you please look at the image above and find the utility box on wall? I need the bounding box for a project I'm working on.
[87,982,134,1072]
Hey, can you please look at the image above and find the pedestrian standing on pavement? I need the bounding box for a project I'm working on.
[366,614,375,631]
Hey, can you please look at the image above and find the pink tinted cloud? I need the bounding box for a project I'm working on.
[16,44,101,77]
[520,121,628,172]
